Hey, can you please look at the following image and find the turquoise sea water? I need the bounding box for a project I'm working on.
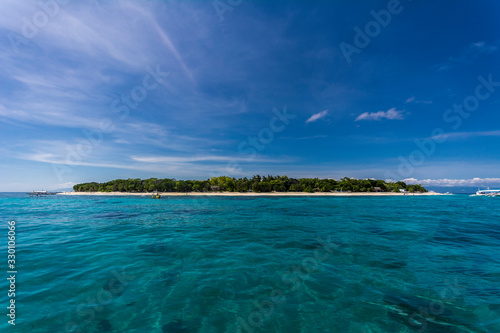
[1,193,500,332]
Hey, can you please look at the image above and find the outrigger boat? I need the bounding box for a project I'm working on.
[27,190,60,197]
[473,189,500,197]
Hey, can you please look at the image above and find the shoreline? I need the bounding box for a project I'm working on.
[57,191,444,197]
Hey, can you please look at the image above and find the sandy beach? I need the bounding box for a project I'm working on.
[58,191,444,197]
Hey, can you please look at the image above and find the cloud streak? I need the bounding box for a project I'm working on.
[355,108,404,121]
[305,110,328,123]
[437,40,499,71]
[431,130,500,141]
[403,177,500,187]
[405,97,432,104]
[131,155,286,164]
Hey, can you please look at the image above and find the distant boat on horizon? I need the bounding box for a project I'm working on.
[27,190,60,197]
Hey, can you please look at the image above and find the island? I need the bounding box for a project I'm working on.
[64,176,434,196]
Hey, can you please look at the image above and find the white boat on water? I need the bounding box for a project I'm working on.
[472,189,500,197]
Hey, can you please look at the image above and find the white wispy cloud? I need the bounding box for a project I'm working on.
[124,2,195,82]
[292,135,328,140]
[405,97,432,104]
[403,177,500,187]
[355,108,404,121]
[305,110,328,123]
[437,40,499,71]
[9,137,290,176]
[464,41,498,55]
[0,102,104,129]
[130,155,286,164]
[431,130,500,141]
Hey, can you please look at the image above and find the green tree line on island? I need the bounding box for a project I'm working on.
[73,176,427,193]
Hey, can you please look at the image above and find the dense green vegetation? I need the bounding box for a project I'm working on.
[73,176,427,193]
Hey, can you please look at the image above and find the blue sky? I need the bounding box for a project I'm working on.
[1,0,500,191]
